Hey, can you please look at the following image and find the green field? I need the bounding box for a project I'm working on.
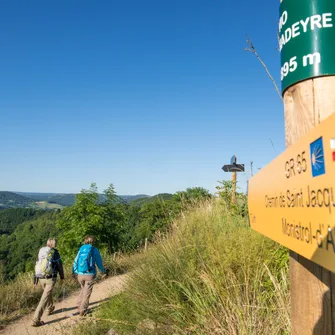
[34,201,63,210]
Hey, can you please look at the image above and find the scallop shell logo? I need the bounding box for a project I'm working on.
[310,137,325,177]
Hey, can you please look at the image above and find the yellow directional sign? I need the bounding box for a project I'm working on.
[248,113,335,273]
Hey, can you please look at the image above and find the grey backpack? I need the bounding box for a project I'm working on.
[35,247,54,277]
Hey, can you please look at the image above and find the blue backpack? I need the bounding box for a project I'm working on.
[77,244,94,273]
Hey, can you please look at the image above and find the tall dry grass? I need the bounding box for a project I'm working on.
[75,199,290,335]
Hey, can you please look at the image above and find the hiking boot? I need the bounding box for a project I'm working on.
[31,320,45,327]
[79,309,91,317]
[46,306,55,316]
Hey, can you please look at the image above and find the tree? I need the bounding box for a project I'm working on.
[216,180,247,216]
[117,204,143,251]
[56,183,127,257]
[136,199,173,243]
[173,187,212,207]
[99,184,127,253]
[215,180,234,206]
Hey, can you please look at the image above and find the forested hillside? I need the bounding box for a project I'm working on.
[0,208,46,234]
[0,211,59,278]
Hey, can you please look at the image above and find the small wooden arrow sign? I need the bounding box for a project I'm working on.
[222,164,245,172]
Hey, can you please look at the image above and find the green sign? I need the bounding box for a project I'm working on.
[280,0,335,93]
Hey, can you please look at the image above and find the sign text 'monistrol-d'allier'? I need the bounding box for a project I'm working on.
[281,218,335,254]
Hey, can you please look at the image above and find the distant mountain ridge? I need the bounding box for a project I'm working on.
[0,191,150,208]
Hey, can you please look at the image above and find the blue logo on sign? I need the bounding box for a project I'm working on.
[310,137,325,177]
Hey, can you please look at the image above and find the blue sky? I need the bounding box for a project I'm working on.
[1,0,285,196]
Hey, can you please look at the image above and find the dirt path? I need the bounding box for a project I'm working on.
[1,274,127,335]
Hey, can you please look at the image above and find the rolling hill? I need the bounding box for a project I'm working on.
[0,192,35,209]
[14,192,59,202]
[130,193,173,206]
[9,192,150,208]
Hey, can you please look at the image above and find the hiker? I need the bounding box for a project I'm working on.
[72,235,106,316]
[32,238,64,327]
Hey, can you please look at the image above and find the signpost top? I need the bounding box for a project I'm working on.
[248,112,335,272]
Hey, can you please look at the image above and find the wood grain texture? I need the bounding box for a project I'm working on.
[284,76,335,334]
[232,172,236,204]
[314,77,335,123]
[284,81,315,146]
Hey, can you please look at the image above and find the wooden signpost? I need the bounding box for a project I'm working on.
[222,155,244,204]
[248,0,335,333]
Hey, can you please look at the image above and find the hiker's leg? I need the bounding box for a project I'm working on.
[33,279,47,322]
[79,275,94,314]
[46,278,56,313]
[33,279,54,322]
[76,275,86,310]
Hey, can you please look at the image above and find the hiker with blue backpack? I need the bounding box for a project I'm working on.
[72,235,107,316]
[32,238,64,327]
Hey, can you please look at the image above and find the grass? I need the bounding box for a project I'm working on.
[0,252,136,330]
[74,199,290,335]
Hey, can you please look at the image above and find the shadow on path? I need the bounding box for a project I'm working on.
[51,297,110,315]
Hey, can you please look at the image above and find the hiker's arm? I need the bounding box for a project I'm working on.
[54,250,65,280]
[94,249,105,273]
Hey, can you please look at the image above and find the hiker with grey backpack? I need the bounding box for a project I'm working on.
[72,235,107,316]
[32,238,64,327]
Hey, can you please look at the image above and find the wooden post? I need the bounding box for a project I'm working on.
[232,171,236,204]
[284,76,335,332]
[144,238,148,251]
